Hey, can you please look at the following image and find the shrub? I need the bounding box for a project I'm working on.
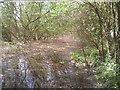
[70,51,86,63]
[70,50,119,88]
[95,56,118,88]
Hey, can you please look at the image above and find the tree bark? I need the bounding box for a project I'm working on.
[116,1,120,88]
[116,2,120,64]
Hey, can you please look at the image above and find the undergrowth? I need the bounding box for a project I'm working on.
[70,48,119,88]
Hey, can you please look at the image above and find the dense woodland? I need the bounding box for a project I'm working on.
[0,1,120,88]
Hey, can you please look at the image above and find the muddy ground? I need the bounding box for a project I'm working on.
[1,33,101,88]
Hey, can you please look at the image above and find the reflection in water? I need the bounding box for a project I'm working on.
[2,55,35,88]
[17,56,34,88]
[46,61,54,87]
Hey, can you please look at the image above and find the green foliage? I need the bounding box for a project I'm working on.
[70,51,86,63]
[70,48,100,67]
[1,2,75,42]
[69,3,119,88]
[1,2,119,88]
[84,48,102,66]
[49,3,68,17]
[9,42,17,45]
[70,49,119,88]
[2,41,17,45]
[96,56,118,88]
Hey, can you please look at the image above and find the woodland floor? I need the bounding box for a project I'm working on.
[1,33,101,88]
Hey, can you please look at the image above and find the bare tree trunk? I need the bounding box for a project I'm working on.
[116,2,120,64]
[116,2,120,88]
[87,2,104,60]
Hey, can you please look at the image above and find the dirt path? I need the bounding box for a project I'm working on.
[1,33,100,88]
